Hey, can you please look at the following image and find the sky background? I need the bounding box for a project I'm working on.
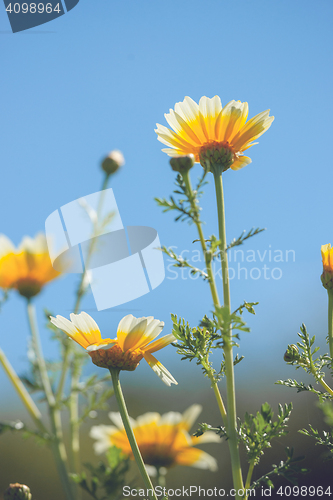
[0,0,332,495]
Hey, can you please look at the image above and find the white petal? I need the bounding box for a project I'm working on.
[117,314,136,335]
[182,404,202,430]
[50,315,79,337]
[143,353,178,386]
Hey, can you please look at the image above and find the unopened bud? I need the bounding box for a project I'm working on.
[284,344,300,363]
[321,244,333,290]
[101,150,125,175]
[4,483,32,500]
[169,154,195,173]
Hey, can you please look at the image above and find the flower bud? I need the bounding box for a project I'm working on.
[101,150,125,176]
[4,484,32,500]
[284,344,300,363]
[321,244,333,290]
[169,154,195,173]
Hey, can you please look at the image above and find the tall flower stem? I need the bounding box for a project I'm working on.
[328,289,333,360]
[55,174,110,477]
[213,170,244,496]
[182,171,227,427]
[109,368,158,500]
[0,347,46,433]
[26,300,74,500]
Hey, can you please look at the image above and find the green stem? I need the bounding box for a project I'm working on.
[318,377,333,397]
[109,368,158,500]
[0,347,46,434]
[245,459,255,491]
[182,171,220,309]
[307,358,333,397]
[26,301,74,500]
[213,171,244,496]
[328,289,333,360]
[182,171,227,426]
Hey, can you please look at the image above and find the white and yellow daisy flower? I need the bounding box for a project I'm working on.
[50,312,177,386]
[90,404,219,473]
[155,95,274,171]
[0,233,61,299]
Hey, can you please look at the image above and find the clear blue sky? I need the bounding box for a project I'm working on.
[0,0,332,406]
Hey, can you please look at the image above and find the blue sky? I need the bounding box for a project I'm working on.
[0,0,332,408]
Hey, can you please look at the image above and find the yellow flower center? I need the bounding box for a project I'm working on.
[199,140,235,173]
[89,344,144,371]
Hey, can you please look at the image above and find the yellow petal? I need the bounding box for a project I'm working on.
[230,156,252,171]
[143,334,176,354]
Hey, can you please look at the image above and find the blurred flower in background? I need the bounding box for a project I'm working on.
[0,233,61,299]
[90,405,220,475]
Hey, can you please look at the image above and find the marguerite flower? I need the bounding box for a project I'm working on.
[50,312,177,386]
[155,96,274,172]
[90,405,219,473]
[321,244,333,290]
[0,233,61,299]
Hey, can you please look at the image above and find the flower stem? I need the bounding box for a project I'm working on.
[328,289,333,360]
[245,459,255,491]
[182,171,220,309]
[109,368,158,500]
[0,347,46,433]
[213,171,244,497]
[181,171,227,426]
[26,300,74,500]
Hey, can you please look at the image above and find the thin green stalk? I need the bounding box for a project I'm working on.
[318,377,333,397]
[328,289,333,360]
[213,171,244,496]
[110,368,158,500]
[0,347,46,433]
[307,357,333,397]
[182,170,227,426]
[26,300,74,500]
[67,173,110,478]
[182,171,220,309]
[57,173,111,404]
[245,459,255,491]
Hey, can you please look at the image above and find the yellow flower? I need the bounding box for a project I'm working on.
[50,312,177,386]
[90,405,220,473]
[0,233,61,299]
[155,96,274,172]
[321,244,333,290]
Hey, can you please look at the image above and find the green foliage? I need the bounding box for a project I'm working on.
[238,403,293,465]
[70,446,131,500]
[160,246,208,280]
[251,447,308,489]
[227,227,266,251]
[275,379,332,402]
[299,424,333,461]
[233,300,258,316]
[277,324,333,402]
[0,420,50,445]
[155,172,206,224]
[171,308,249,382]
[193,422,227,439]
